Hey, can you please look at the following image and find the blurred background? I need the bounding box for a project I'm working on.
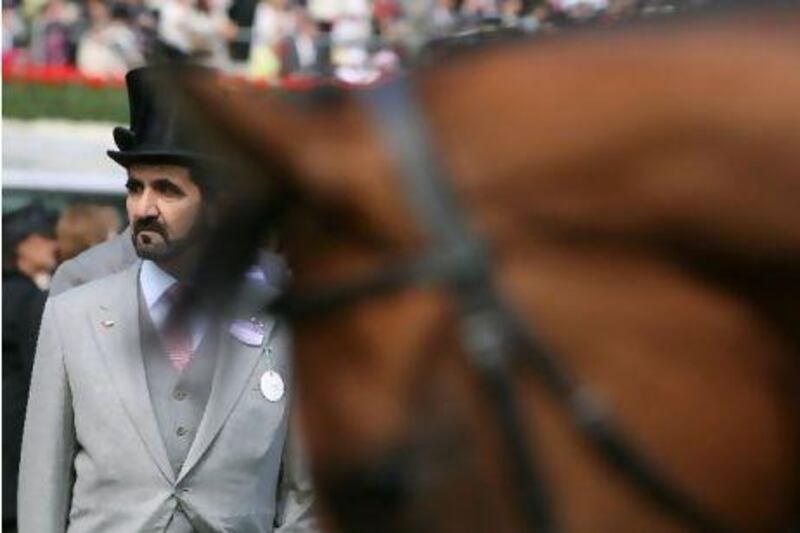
[2,0,710,223]
[2,0,710,274]
[3,0,708,86]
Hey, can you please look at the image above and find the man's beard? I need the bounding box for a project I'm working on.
[131,216,206,262]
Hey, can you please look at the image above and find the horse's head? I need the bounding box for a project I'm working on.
[182,79,534,530]
[187,7,800,531]
[251,96,500,532]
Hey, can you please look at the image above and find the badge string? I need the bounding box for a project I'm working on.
[259,319,277,369]
[257,318,285,402]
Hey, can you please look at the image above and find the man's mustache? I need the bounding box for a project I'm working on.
[133,218,167,239]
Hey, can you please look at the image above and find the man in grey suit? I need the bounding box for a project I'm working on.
[19,66,315,532]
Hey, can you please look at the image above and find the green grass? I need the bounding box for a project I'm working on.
[3,81,129,122]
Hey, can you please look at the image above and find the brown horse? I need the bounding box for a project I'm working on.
[183,5,800,532]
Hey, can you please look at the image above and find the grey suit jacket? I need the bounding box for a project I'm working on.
[19,261,315,532]
[49,227,138,297]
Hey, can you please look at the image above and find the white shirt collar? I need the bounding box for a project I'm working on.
[139,259,208,351]
[140,259,179,313]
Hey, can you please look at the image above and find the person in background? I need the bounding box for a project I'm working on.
[28,0,80,65]
[76,0,145,77]
[55,203,121,263]
[157,0,237,66]
[225,0,258,66]
[432,0,458,36]
[278,4,318,77]
[2,203,58,532]
[49,224,136,296]
[3,203,59,290]
[248,0,293,80]
[3,0,26,58]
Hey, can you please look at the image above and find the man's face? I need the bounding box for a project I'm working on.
[126,163,204,261]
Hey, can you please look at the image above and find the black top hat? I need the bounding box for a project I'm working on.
[107,65,219,168]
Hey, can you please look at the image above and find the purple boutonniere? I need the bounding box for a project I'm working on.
[229,318,265,346]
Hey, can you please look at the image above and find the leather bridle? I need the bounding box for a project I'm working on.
[270,77,732,533]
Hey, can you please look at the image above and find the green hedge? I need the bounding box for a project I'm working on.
[3,81,129,123]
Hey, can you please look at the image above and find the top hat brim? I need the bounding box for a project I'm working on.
[107,149,214,169]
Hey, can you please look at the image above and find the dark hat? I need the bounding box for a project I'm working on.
[2,202,57,249]
[107,65,220,168]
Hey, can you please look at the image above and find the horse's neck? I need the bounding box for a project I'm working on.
[488,233,800,529]
[400,31,800,528]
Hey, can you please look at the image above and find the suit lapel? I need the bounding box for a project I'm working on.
[90,261,174,484]
[178,317,276,482]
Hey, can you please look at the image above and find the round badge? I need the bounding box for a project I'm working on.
[260,370,285,402]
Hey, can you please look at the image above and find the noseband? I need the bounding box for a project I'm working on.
[271,78,732,533]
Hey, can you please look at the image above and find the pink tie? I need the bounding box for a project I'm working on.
[162,284,193,373]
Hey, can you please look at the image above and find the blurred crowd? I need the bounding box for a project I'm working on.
[3,0,708,82]
[2,202,121,529]
[3,202,120,293]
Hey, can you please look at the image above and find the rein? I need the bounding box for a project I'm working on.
[271,78,732,533]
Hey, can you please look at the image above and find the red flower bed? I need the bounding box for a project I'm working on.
[2,53,393,92]
[2,59,126,89]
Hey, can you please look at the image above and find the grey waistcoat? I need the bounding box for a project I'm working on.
[139,291,218,532]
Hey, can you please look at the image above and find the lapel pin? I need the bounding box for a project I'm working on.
[101,320,115,328]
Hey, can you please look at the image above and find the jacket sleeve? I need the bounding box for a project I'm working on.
[18,300,76,533]
[274,426,318,533]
